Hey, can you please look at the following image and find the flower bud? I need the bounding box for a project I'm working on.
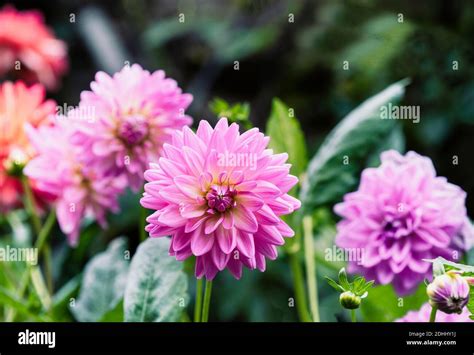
[427,271,470,314]
[339,291,361,309]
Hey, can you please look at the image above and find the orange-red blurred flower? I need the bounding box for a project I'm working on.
[0,5,68,90]
[0,81,56,212]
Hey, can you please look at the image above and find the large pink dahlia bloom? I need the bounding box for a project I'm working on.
[335,150,472,296]
[73,64,193,191]
[0,6,68,90]
[24,121,126,246]
[141,118,301,279]
[396,302,473,322]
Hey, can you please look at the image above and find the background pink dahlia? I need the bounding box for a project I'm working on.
[141,118,301,279]
[72,64,193,191]
[335,150,472,296]
[396,302,473,322]
[0,5,68,90]
[0,81,56,212]
[24,121,126,246]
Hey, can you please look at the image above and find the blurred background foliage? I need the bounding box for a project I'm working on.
[4,0,474,321]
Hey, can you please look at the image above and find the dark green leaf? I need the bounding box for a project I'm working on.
[299,80,408,213]
[266,98,308,178]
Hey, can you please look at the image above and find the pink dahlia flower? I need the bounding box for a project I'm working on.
[427,271,470,314]
[0,81,56,212]
[335,150,472,296]
[24,121,126,246]
[73,64,193,191]
[396,302,473,322]
[141,118,300,279]
[0,5,68,90]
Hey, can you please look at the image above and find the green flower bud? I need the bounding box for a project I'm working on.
[339,291,361,309]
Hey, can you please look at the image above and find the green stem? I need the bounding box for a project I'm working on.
[43,245,54,294]
[139,206,147,242]
[201,280,213,322]
[21,175,41,235]
[6,210,56,321]
[289,253,312,322]
[303,215,319,322]
[429,306,437,322]
[194,278,204,322]
[351,309,356,322]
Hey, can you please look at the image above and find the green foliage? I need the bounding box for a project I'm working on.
[266,98,308,179]
[360,284,427,322]
[124,238,189,322]
[70,238,129,322]
[299,80,408,213]
[209,97,251,128]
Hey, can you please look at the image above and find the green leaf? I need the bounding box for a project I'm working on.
[325,276,345,293]
[360,283,427,322]
[51,275,81,321]
[266,98,308,178]
[467,287,474,318]
[70,237,129,322]
[352,276,366,293]
[124,238,189,322]
[338,268,350,290]
[357,280,375,296]
[299,80,408,213]
[100,299,124,322]
[209,98,251,128]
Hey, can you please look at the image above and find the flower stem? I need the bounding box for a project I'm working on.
[194,278,204,322]
[289,253,312,322]
[6,210,56,321]
[201,280,213,322]
[139,206,147,242]
[303,215,320,322]
[429,306,437,322]
[21,175,41,235]
[351,309,356,322]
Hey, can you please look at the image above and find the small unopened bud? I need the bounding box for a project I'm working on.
[339,291,361,309]
[427,271,470,314]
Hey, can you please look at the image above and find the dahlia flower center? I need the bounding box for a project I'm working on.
[118,114,149,146]
[205,185,236,213]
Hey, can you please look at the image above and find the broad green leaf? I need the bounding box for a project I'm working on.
[124,238,188,322]
[360,283,427,322]
[70,237,129,322]
[266,98,308,178]
[299,80,408,213]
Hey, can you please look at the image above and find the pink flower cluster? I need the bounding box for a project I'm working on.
[141,118,300,279]
[396,303,473,322]
[25,64,192,244]
[335,150,472,295]
[0,5,68,90]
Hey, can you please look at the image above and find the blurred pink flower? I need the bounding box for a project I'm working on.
[335,150,472,296]
[73,64,193,191]
[141,118,300,280]
[0,81,56,212]
[24,121,126,246]
[396,302,473,322]
[0,5,68,90]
